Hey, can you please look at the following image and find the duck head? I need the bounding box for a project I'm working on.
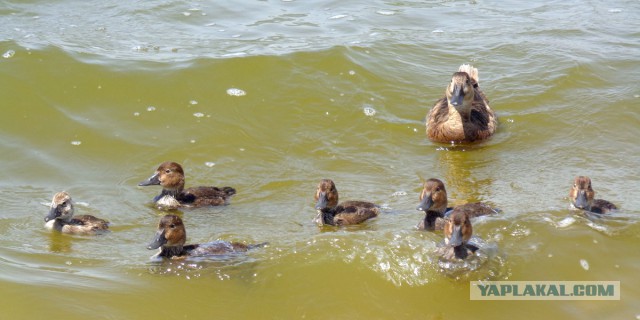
[446,71,475,111]
[569,176,595,210]
[416,178,448,214]
[139,161,186,195]
[444,210,472,247]
[45,191,75,223]
[314,179,339,211]
[148,214,187,252]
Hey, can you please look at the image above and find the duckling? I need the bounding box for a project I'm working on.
[426,64,497,143]
[44,191,109,234]
[569,176,617,214]
[148,215,265,259]
[416,178,496,230]
[313,179,379,226]
[439,210,478,260]
[138,161,236,209]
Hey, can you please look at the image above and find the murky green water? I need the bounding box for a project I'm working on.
[1,0,639,318]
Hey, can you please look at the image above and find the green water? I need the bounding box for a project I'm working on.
[1,0,639,319]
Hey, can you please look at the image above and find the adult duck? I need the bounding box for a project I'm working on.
[138,161,236,209]
[426,64,497,143]
[44,191,109,235]
[569,176,617,214]
[416,178,497,230]
[313,179,379,226]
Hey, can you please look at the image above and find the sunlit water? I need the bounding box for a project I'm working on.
[1,0,640,318]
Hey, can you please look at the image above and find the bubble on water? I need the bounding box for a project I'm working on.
[205,162,215,167]
[133,112,140,116]
[432,29,444,33]
[182,12,191,17]
[391,191,407,197]
[226,88,246,96]
[189,100,198,105]
[348,70,356,75]
[580,259,589,270]
[376,10,395,16]
[363,106,376,116]
[608,8,622,13]
[70,141,81,146]
[146,106,156,112]
[193,112,205,118]
[190,139,196,144]
[3,50,15,58]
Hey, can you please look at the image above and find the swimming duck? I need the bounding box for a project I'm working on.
[44,191,109,234]
[148,214,264,259]
[426,64,497,143]
[138,161,236,209]
[569,176,617,214]
[416,178,496,230]
[313,179,379,226]
[438,210,478,260]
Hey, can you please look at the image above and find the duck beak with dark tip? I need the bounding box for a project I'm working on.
[449,84,464,107]
[139,172,161,187]
[416,194,433,211]
[315,192,328,210]
[574,190,589,209]
[448,224,464,247]
[147,228,167,250]
[44,206,60,222]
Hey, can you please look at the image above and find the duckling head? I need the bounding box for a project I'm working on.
[148,215,186,252]
[45,191,75,223]
[569,176,595,210]
[416,178,448,214]
[444,210,472,247]
[445,72,475,111]
[139,161,186,195]
[314,179,339,211]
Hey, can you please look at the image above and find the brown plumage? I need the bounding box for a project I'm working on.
[313,179,379,226]
[138,161,236,209]
[569,176,617,214]
[44,191,109,234]
[147,215,265,259]
[426,64,497,143]
[416,178,497,230]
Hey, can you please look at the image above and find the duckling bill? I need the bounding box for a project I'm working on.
[313,179,379,226]
[148,215,265,259]
[139,161,236,209]
[426,64,497,143]
[416,178,496,231]
[569,176,617,214]
[44,191,109,235]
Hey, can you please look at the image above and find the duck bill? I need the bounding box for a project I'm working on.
[147,229,167,250]
[449,85,464,107]
[139,172,160,186]
[44,207,59,222]
[448,225,464,247]
[574,191,589,209]
[416,195,434,211]
[315,192,328,210]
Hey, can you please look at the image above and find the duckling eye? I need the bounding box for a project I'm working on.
[169,224,176,228]
[165,169,171,174]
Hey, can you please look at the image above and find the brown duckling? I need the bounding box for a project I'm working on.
[569,176,617,214]
[426,64,497,143]
[138,161,236,209]
[416,178,496,230]
[313,179,379,226]
[44,191,109,234]
[148,215,265,259]
[439,210,478,260]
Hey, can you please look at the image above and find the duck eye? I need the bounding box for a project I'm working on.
[165,169,171,173]
[169,224,175,228]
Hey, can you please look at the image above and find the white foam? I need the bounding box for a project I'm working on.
[226,88,246,96]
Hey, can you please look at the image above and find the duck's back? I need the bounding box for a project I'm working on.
[333,201,379,226]
[449,202,497,218]
[63,215,109,233]
[591,199,617,214]
[179,186,236,206]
